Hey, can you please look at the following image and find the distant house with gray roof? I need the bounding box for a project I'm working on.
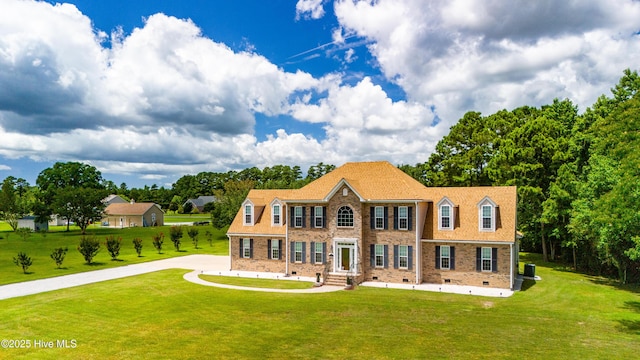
[103,194,128,205]
[183,196,216,212]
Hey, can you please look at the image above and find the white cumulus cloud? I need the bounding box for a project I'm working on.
[335,0,640,126]
[296,0,326,20]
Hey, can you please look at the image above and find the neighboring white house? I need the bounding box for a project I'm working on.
[18,216,49,231]
[48,215,67,227]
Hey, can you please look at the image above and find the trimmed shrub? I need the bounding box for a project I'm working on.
[13,252,32,273]
[169,226,183,251]
[187,227,199,249]
[133,237,143,257]
[50,247,68,269]
[152,232,164,254]
[205,230,213,247]
[78,236,100,264]
[105,236,122,260]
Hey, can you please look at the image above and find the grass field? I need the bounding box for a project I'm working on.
[164,213,212,223]
[0,224,228,285]
[0,253,638,359]
[198,275,314,289]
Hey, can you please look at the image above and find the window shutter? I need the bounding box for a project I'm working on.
[311,206,315,224]
[302,207,306,228]
[239,239,243,258]
[492,247,498,273]
[267,239,272,259]
[370,244,375,267]
[408,206,413,231]
[435,246,440,269]
[290,207,294,226]
[476,247,481,271]
[393,207,399,230]
[408,246,413,270]
[322,207,327,228]
[302,242,306,263]
[249,239,253,259]
[278,240,283,260]
[384,245,389,269]
[370,207,375,229]
[393,245,399,269]
[322,242,327,264]
[384,207,389,229]
[450,246,455,270]
[311,242,315,264]
[290,242,295,263]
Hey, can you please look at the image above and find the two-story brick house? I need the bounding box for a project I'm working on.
[227,161,519,290]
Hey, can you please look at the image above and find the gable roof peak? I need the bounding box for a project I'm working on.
[289,160,429,201]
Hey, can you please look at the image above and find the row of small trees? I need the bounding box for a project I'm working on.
[12,226,214,273]
[13,247,68,274]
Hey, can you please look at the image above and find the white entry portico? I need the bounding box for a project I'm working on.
[333,238,358,273]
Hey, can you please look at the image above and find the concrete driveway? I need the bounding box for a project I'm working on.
[0,255,229,301]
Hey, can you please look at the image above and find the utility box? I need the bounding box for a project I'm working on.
[524,263,536,278]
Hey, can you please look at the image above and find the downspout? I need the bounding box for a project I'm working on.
[415,200,420,285]
[227,235,232,270]
[509,242,513,290]
[285,205,289,275]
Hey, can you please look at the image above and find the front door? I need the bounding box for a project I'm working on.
[341,247,351,271]
[335,240,357,272]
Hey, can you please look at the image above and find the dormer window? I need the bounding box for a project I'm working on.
[244,204,253,225]
[478,197,497,232]
[272,204,281,226]
[437,197,454,230]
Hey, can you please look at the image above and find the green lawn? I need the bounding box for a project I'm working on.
[198,274,314,289]
[164,213,211,223]
[0,224,228,285]
[0,253,638,359]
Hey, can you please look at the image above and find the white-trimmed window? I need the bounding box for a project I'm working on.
[375,206,384,229]
[482,247,492,271]
[478,197,497,231]
[482,205,492,229]
[337,206,354,227]
[375,244,384,268]
[244,204,253,225]
[242,238,251,258]
[270,240,280,260]
[272,204,281,226]
[440,245,451,270]
[398,245,408,269]
[437,197,454,230]
[314,242,323,264]
[441,205,451,229]
[398,206,408,230]
[314,206,323,228]
[294,206,303,228]
[294,241,303,262]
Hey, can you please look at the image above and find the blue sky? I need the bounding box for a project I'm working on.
[1,0,639,189]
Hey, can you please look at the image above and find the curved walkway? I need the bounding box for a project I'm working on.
[183,271,343,293]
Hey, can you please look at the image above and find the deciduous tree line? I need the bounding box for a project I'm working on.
[400,69,640,283]
[0,161,336,233]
